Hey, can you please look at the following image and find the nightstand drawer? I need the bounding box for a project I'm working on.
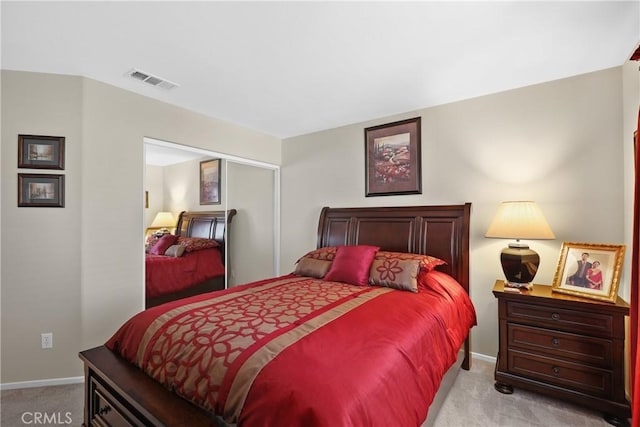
[508,324,612,368]
[508,350,611,398]
[506,301,614,336]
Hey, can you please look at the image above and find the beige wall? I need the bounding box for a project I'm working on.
[1,71,281,383]
[161,156,221,215]
[280,67,627,359]
[145,164,165,228]
[1,72,83,382]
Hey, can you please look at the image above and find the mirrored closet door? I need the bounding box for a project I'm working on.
[143,138,279,301]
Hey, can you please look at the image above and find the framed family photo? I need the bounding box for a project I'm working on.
[551,242,625,303]
[200,159,221,205]
[364,117,421,197]
[18,134,65,170]
[18,173,65,207]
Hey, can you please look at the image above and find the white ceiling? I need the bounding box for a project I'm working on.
[2,1,639,139]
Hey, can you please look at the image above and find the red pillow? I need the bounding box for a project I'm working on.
[323,245,380,286]
[149,234,178,255]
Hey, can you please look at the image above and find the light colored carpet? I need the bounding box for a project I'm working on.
[1,383,83,426]
[0,359,615,426]
[434,359,611,427]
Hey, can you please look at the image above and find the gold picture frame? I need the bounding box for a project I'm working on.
[551,242,625,303]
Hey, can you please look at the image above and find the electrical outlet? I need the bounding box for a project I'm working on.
[41,332,53,349]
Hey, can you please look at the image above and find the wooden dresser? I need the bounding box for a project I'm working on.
[493,280,630,426]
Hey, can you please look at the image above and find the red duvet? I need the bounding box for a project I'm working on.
[145,248,225,298]
[108,270,476,426]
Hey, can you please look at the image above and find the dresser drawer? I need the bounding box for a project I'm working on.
[508,350,611,398]
[508,324,612,368]
[506,301,614,336]
[89,377,143,426]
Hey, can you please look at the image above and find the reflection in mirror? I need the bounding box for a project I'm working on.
[143,138,279,307]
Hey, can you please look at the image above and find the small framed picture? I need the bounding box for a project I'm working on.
[200,159,221,205]
[18,135,65,170]
[364,117,421,197]
[551,242,625,303]
[18,174,65,207]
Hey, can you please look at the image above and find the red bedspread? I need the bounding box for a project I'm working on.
[145,248,225,298]
[108,270,476,426]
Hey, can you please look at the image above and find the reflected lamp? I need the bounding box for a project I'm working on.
[151,211,176,236]
[485,201,555,288]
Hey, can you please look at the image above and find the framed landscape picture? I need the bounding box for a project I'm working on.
[200,159,221,205]
[18,134,65,170]
[364,117,421,197]
[18,173,65,207]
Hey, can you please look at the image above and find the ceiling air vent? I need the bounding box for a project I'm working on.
[125,68,179,90]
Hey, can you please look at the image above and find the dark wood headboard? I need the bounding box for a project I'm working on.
[175,210,237,263]
[317,204,471,289]
[317,204,472,366]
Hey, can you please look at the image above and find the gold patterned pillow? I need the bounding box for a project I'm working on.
[368,251,446,292]
[177,236,219,252]
[369,258,421,292]
[296,246,338,262]
[294,257,332,279]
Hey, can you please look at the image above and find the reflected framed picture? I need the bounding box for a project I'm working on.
[200,159,221,205]
[551,242,625,303]
[365,117,421,197]
[18,173,65,207]
[18,135,65,170]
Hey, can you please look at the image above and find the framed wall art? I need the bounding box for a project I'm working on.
[551,241,625,303]
[200,159,221,205]
[364,117,421,197]
[18,134,65,170]
[18,173,65,207]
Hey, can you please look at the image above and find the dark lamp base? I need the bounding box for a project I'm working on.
[500,244,540,285]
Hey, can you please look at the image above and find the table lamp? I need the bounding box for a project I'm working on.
[485,201,555,289]
[151,211,176,236]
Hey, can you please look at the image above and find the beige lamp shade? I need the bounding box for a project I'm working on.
[151,211,176,229]
[485,201,555,287]
[485,201,555,240]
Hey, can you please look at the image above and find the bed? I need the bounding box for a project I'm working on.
[80,203,474,426]
[145,210,237,308]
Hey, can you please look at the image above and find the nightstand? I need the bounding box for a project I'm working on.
[493,280,630,426]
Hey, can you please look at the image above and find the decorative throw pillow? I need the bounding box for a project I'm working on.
[368,258,422,292]
[149,234,178,255]
[296,246,338,262]
[164,244,186,258]
[374,251,446,272]
[323,245,380,286]
[177,236,219,252]
[294,257,332,279]
[145,234,161,253]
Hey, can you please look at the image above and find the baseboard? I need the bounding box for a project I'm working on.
[471,352,497,364]
[0,376,84,391]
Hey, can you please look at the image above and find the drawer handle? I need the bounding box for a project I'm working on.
[551,338,560,347]
[98,405,112,416]
[551,313,560,321]
[552,366,560,376]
